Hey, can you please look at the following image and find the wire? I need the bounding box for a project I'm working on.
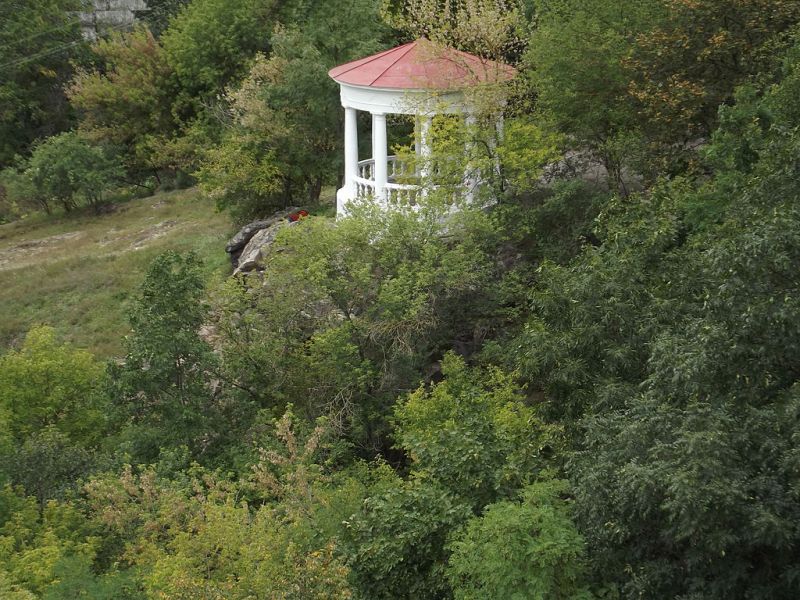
[0,0,98,52]
[0,20,134,73]
[0,18,83,55]
[0,39,85,71]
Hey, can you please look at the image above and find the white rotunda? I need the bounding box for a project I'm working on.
[328,39,515,217]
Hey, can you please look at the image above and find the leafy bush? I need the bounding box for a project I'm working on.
[342,479,470,600]
[4,428,94,512]
[212,204,508,452]
[199,0,388,219]
[0,166,38,220]
[0,326,106,446]
[23,132,123,213]
[68,28,179,183]
[108,252,223,463]
[395,352,556,509]
[447,479,593,600]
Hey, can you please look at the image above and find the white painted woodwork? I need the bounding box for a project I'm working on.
[372,113,388,202]
[333,83,486,217]
[344,107,358,195]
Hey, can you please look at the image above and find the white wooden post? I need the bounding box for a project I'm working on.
[419,115,432,179]
[414,116,422,161]
[372,112,388,203]
[344,106,358,197]
[464,112,477,202]
[494,112,504,179]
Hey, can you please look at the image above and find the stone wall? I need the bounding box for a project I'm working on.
[78,0,147,40]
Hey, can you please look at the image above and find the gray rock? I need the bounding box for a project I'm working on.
[235,223,284,274]
[225,207,300,267]
[77,0,147,40]
[229,207,305,274]
[225,221,271,254]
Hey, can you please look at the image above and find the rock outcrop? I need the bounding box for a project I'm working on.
[225,207,304,274]
[77,0,146,40]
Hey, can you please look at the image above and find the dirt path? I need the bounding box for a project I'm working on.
[0,231,85,271]
[0,218,184,272]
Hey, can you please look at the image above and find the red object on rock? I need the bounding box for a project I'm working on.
[288,209,310,223]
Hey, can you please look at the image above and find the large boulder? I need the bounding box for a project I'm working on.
[235,221,287,274]
[225,207,300,269]
[226,207,310,274]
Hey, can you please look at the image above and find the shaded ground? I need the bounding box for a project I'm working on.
[0,189,232,357]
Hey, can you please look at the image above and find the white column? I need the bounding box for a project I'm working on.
[372,117,378,167]
[419,115,432,180]
[464,113,477,202]
[372,112,388,202]
[494,113,504,179]
[414,116,422,159]
[344,106,358,196]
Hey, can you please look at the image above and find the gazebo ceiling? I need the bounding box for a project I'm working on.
[328,39,516,91]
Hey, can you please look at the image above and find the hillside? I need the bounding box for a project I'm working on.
[3,1,800,598]
[0,188,230,356]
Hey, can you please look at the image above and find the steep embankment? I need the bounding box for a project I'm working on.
[0,189,231,356]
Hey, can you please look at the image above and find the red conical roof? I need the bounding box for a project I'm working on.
[328,39,516,90]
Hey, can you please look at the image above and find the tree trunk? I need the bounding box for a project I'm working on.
[308,176,323,204]
[283,178,292,208]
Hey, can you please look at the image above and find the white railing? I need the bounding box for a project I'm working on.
[354,156,421,206]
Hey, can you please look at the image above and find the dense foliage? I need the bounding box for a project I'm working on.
[0,0,89,168]
[201,0,390,219]
[3,0,800,598]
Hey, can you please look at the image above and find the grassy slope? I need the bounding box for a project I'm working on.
[0,188,233,357]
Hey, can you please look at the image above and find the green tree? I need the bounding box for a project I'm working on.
[0,0,89,167]
[382,0,529,62]
[627,0,800,144]
[524,0,662,188]
[0,325,106,445]
[4,428,94,512]
[395,353,555,509]
[23,131,122,212]
[526,0,800,183]
[201,0,390,218]
[133,0,190,37]
[109,252,222,462]
[513,46,800,597]
[447,480,593,600]
[68,28,179,182]
[342,479,470,600]
[160,0,279,105]
[340,355,557,599]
